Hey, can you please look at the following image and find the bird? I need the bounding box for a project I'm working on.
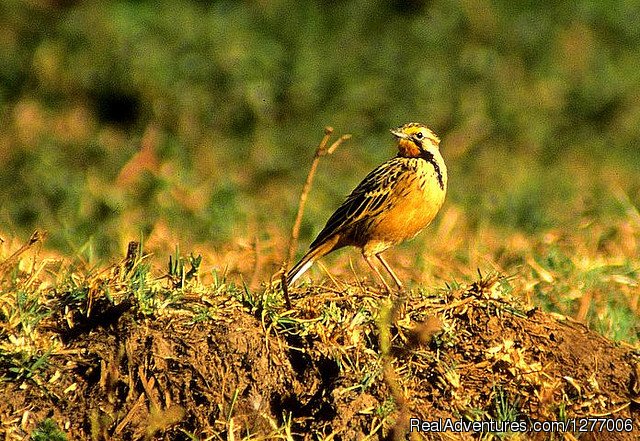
[286,122,448,292]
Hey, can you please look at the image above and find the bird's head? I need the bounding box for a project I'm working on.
[390,123,440,158]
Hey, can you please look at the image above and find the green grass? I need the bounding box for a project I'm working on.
[30,418,68,441]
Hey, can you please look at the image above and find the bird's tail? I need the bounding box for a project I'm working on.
[286,237,339,287]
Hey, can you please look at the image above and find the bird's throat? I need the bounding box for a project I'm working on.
[396,139,421,158]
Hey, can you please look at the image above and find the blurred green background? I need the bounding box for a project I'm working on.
[1,0,639,262]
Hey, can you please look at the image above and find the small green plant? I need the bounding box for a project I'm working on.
[493,388,520,423]
[30,418,67,441]
[167,245,202,288]
[189,305,218,323]
[488,387,521,440]
[4,349,51,382]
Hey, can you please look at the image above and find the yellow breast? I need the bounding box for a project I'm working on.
[363,156,447,254]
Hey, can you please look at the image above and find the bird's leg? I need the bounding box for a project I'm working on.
[376,253,407,320]
[376,254,403,290]
[362,253,393,293]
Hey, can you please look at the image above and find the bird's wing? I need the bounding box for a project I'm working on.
[309,158,405,248]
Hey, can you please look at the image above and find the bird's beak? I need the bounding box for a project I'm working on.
[390,129,408,139]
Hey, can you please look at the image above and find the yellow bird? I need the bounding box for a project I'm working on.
[286,122,447,292]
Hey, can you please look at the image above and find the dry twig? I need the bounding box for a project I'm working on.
[278,127,351,307]
[285,127,351,266]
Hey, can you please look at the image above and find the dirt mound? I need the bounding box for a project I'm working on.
[1,273,638,440]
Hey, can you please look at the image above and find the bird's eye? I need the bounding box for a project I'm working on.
[414,132,424,140]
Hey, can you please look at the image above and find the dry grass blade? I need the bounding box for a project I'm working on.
[0,230,46,276]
